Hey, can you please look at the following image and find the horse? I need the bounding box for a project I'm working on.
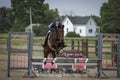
[43,25,64,65]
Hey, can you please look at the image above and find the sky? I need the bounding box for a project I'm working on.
[45,0,108,16]
[0,0,108,16]
[0,0,11,8]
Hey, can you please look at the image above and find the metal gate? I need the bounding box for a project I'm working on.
[7,32,33,77]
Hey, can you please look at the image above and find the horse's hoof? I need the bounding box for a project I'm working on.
[44,62,47,65]
[51,62,54,65]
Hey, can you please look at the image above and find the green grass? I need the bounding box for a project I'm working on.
[0,33,8,37]
[102,54,112,59]
[0,39,7,43]
[88,53,97,58]
[11,39,29,44]
[33,38,44,44]
[32,51,43,57]
[0,50,7,55]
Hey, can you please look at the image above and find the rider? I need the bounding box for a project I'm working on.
[42,18,66,47]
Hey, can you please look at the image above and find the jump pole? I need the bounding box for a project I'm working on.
[96,33,107,78]
[117,35,120,78]
[23,32,37,77]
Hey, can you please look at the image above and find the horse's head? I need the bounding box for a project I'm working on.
[48,24,64,51]
[49,25,64,48]
[56,25,64,43]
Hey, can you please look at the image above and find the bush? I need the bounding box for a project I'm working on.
[33,24,48,36]
[66,32,80,37]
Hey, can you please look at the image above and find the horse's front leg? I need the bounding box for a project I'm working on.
[43,49,49,65]
[51,52,57,65]
[43,58,47,65]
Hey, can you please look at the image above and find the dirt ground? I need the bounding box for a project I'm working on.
[0,55,120,80]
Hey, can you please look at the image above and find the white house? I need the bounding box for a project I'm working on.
[62,16,99,37]
[25,24,40,32]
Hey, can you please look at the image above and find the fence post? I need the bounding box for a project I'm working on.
[78,40,80,50]
[28,32,33,77]
[117,35,120,78]
[71,39,74,50]
[7,32,11,77]
[82,39,88,58]
[111,41,117,67]
[95,40,98,56]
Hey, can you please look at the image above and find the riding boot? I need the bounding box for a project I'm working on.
[42,33,50,47]
[42,38,47,47]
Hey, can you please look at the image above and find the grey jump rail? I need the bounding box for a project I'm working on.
[32,58,101,63]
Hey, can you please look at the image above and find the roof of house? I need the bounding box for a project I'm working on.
[67,16,91,25]
[25,24,40,29]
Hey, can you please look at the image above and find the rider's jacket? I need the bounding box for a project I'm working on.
[48,23,62,32]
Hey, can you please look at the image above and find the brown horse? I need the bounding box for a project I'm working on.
[43,25,64,65]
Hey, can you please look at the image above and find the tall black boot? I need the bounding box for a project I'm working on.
[42,33,50,47]
[42,37,47,47]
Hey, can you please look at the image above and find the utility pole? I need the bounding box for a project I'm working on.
[30,8,32,25]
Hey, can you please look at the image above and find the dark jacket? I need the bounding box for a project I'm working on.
[48,23,62,31]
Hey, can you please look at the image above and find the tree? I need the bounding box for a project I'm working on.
[0,7,12,33]
[66,32,80,37]
[33,24,48,36]
[100,0,120,33]
[11,0,58,31]
[92,15,101,27]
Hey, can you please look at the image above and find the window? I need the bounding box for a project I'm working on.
[67,21,69,25]
[79,29,82,33]
[66,28,69,32]
[73,28,75,32]
[96,28,98,33]
[88,29,93,33]
[90,21,92,25]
